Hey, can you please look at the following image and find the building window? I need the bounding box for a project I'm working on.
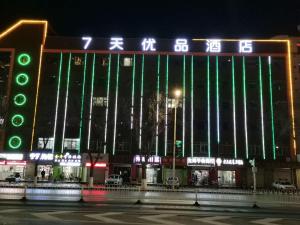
[74,56,83,66]
[38,137,54,150]
[167,98,182,108]
[123,57,133,67]
[93,97,107,107]
[63,138,80,151]
[102,57,109,66]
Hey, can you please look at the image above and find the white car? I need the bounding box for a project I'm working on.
[166,177,180,189]
[105,174,123,185]
[272,181,296,191]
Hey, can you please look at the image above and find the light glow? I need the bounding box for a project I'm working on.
[239,40,253,53]
[142,38,156,51]
[155,55,160,155]
[14,93,27,106]
[242,57,249,158]
[52,52,63,153]
[164,55,169,156]
[8,136,22,149]
[190,55,194,157]
[17,53,31,66]
[11,114,24,127]
[82,36,92,49]
[207,56,211,157]
[85,162,107,168]
[130,55,136,130]
[109,37,124,50]
[182,55,186,157]
[206,39,221,53]
[15,73,29,86]
[6,161,26,166]
[174,39,189,52]
[139,55,145,150]
[258,56,266,159]
[61,53,72,153]
[232,56,237,158]
[112,54,121,155]
[87,53,96,150]
[216,56,220,144]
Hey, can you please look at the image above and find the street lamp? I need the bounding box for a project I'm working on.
[172,89,181,190]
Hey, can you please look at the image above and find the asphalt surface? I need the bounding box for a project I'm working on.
[0,200,300,225]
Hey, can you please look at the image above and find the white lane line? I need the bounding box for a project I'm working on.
[85,212,124,224]
[194,216,232,225]
[139,214,183,225]
[32,211,72,221]
[251,218,283,225]
[0,209,23,213]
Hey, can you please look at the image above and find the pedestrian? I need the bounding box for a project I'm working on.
[41,170,45,180]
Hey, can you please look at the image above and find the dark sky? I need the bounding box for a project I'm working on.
[1,0,300,38]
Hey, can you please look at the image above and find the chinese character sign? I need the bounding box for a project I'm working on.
[109,37,124,50]
[239,40,253,53]
[206,39,221,52]
[174,39,189,52]
[141,38,156,51]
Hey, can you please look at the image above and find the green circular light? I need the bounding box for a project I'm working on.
[16,73,29,86]
[8,136,22,149]
[14,94,27,106]
[17,53,31,66]
[11,114,24,127]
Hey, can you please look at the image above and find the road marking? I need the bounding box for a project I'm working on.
[194,216,232,225]
[0,209,23,213]
[32,211,72,221]
[251,218,283,225]
[139,214,183,225]
[85,212,124,224]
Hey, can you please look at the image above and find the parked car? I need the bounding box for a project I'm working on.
[166,177,180,189]
[272,181,296,191]
[105,174,123,185]
[5,172,22,183]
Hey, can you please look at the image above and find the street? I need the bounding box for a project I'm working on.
[0,200,300,225]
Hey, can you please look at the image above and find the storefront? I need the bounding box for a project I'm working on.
[0,153,26,180]
[27,152,54,181]
[53,153,82,181]
[161,157,187,185]
[132,155,162,184]
[187,157,244,187]
[110,155,132,183]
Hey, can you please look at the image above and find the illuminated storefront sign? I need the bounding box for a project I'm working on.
[85,162,107,168]
[54,152,81,167]
[187,157,244,166]
[0,153,23,160]
[133,155,161,164]
[30,153,54,161]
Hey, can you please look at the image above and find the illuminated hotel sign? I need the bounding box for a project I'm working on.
[133,155,161,164]
[187,157,244,166]
[30,153,54,161]
[54,152,81,166]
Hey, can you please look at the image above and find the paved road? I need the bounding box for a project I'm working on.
[0,201,300,225]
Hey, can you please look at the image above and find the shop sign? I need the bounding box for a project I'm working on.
[85,162,107,168]
[133,155,161,164]
[0,153,23,160]
[30,153,54,161]
[54,152,81,166]
[187,157,244,166]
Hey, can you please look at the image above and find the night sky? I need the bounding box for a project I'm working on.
[1,0,300,38]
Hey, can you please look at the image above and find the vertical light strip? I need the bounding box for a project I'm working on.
[87,53,96,150]
[78,53,88,152]
[61,53,72,153]
[155,55,160,156]
[103,54,112,154]
[242,56,249,159]
[164,55,169,156]
[258,56,266,159]
[112,54,120,155]
[232,56,237,158]
[52,52,63,153]
[190,55,194,157]
[182,55,186,157]
[130,54,136,130]
[216,56,220,144]
[139,54,145,150]
[268,56,276,160]
[30,45,44,150]
[207,56,211,157]
[287,40,297,155]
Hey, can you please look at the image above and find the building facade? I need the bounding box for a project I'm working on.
[0,20,299,187]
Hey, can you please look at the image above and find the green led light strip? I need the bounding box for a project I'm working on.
[8,136,22,149]
[112,54,120,155]
[14,93,27,106]
[87,53,96,150]
[182,55,186,157]
[216,56,220,144]
[78,53,88,152]
[268,56,276,160]
[103,54,112,154]
[139,54,145,150]
[52,52,63,153]
[16,73,29,86]
[190,55,194,157]
[242,57,249,159]
[61,53,72,153]
[164,55,169,156]
[258,56,266,159]
[17,53,31,66]
[207,56,211,157]
[155,55,160,156]
[11,114,24,127]
[232,56,237,158]
[130,55,136,130]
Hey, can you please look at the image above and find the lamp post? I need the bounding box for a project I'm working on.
[172,89,181,190]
